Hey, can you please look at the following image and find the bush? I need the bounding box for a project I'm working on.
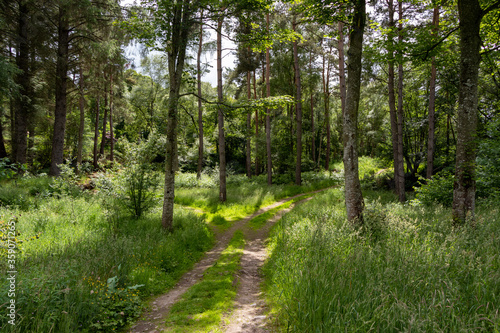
[121,163,160,218]
[414,170,454,207]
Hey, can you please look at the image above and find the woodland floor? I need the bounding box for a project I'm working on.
[128,190,325,333]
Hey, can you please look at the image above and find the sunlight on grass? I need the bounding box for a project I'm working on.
[175,172,339,230]
[248,194,313,230]
[264,187,500,332]
[164,231,245,332]
[0,175,214,332]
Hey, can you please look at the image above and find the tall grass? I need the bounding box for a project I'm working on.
[0,175,213,332]
[175,171,339,228]
[264,188,500,332]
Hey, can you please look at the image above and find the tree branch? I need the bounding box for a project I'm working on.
[482,0,500,16]
[410,26,459,60]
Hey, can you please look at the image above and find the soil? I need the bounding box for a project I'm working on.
[128,190,326,333]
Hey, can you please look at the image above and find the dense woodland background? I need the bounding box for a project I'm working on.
[1,0,500,221]
[1,0,500,331]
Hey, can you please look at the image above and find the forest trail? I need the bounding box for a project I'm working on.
[129,189,326,333]
[221,195,315,333]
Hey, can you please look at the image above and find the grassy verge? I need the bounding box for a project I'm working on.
[0,175,214,333]
[164,230,246,332]
[263,187,500,332]
[175,172,338,230]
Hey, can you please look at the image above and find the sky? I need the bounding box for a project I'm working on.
[120,0,236,87]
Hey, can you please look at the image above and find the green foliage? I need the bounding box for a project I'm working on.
[360,201,389,242]
[0,158,27,181]
[0,175,213,332]
[87,272,144,332]
[0,174,54,210]
[49,162,83,198]
[121,163,160,218]
[118,134,164,218]
[414,171,455,207]
[477,117,500,198]
[264,188,500,332]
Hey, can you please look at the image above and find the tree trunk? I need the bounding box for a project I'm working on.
[217,17,227,202]
[387,0,401,197]
[310,50,316,164]
[162,0,192,231]
[93,95,100,169]
[77,67,85,170]
[27,124,34,165]
[265,13,272,185]
[197,13,204,180]
[10,95,15,160]
[246,70,252,178]
[396,0,406,202]
[100,79,108,157]
[14,1,30,165]
[49,7,70,176]
[426,6,439,179]
[253,71,259,176]
[343,0,365,223]
[338,22,347,119]
[452,0,482,223]
[0,112,7,158]
[323,42,333,171]
[293,17,302,185]
[109,72,114,162]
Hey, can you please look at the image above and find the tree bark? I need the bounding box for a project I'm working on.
[310,50,316,165]
[343,0,365,223]
[253,71,259,176]
[162,0,192,231]
[0,111,7,158]
[246,70,252,178]
[109,72,114,162]
[49,6,70,176]
[265,13,272,185]
[217,16,227,202]
[452,0,482,223]
[292,16,302,185]
[197,13,204,180]
[338,22,347,118]
[77,67,85,170]
[100,79,108,157]
[323,42,333,171]
[93,95,100,169]
[387,0,401,197]
[426,6,439,179]
[396,0,406,202]
[14,0,30,165]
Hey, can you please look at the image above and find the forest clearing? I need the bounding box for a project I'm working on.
[1,0,500,331]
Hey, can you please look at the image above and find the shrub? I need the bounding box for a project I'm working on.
[121,163,160,218]
[414,170,454,207]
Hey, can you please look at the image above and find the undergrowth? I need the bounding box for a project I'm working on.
[175,171,338,230]
[264,187,500,332]
[0,174,213,333]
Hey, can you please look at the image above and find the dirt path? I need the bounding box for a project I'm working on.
[221,196,315,333]
[128,191,320,333]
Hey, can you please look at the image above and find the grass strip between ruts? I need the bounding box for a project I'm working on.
[163,230,245,332]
